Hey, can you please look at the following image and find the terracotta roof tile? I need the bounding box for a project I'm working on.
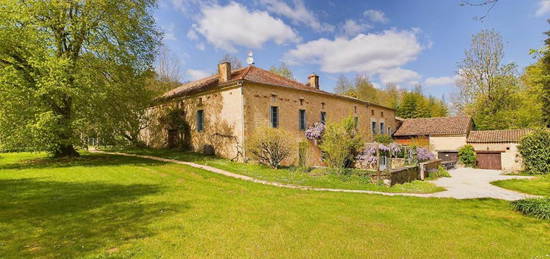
[157,65,394,110]
[467,129,532,143]
[393,116,472,136]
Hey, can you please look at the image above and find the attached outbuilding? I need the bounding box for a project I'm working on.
[392,116,473,162]
[467,129,531,172]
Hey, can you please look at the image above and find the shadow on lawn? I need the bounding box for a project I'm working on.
[0,178,188,258]
[0,153,167,170]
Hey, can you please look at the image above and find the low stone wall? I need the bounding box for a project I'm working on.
[370,159,441,186]
[419,159,441,180]
[371,165,419,186]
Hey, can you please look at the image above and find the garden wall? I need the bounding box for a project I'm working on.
[419,159,441,180]
[372,165,419,186]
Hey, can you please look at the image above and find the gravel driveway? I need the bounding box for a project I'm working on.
[428,168,537,201]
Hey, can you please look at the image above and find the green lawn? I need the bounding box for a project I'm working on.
[492,175,550,196]
[0,152,549,258]
[105,147,444,194]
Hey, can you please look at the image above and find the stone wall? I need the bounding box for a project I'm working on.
[242,82,396,166]
[419,159,441,179]
[141,85,245,160]
[371,165,419,186]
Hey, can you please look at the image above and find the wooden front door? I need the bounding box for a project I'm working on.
[476,152,502,170]
[167,129,178,148]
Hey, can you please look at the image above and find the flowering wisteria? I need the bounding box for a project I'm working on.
[305,122,325,140]
[356,142,434,169]
[416,147,435,161]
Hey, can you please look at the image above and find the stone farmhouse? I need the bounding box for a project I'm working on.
[141,62,397,166]
[393,116,530,172]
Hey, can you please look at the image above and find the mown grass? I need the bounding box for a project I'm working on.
[105,147,444,193]
[492,175,550,196]
[1,152,549,258]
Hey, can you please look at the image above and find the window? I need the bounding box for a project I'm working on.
[320,111,326,124]
[388,127,392,135]
[271,94,277,102]
[371,121,377,135]
[299,109,306,130]
[321,102,325,109]
[196,110,204,132]
[270,106,279,128]
[354,116,358,128]
[380,122,385,135]
[354,106,357,113]
[299,98,304,105]
[381,111,384,117]
[371,109,375,116]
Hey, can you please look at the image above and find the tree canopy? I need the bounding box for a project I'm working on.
[335,75,448,119]
[455,28,547,130]
[0,0,161,156]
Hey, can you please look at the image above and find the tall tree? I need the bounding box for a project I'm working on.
[456,29,523,129]
[219,54,243,69]
[269,62,294,79]
[335,75,353,94]
[0,0,160,156]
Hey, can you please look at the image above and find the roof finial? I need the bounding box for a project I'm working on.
[246,50,255,65]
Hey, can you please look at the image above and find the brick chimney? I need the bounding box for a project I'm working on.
[218,62,231,83]
[308,73,319,89]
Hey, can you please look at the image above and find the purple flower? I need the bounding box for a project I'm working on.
[305,122,325,140]
[416,147,435,161]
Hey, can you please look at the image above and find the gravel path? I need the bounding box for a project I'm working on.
[428,168,537,200]
[93,151,538,201]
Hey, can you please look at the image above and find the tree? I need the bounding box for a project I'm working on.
[456,29,527,129]
[247,127,296,169]
[269,62,294,79]
[335,75,353,94]
[319,117,363,172]
[0,0,160,156]
[219,54,243,69]
[518,129,550,175]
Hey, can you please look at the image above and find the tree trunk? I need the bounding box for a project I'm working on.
[54,143,79,158]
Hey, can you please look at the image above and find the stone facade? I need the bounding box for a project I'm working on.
[469,142,523,172]
[142,66,396,166]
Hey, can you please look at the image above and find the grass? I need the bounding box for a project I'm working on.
[491,175,550,196]
[104,147,445,194]
[1,151,549,258]
[511,198,550,220]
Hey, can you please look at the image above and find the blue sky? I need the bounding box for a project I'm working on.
[154,0,550,100]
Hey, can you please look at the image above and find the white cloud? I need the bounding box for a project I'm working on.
[162,23,177,41]
[341,19,372,37]
[186,28,198,40]
[196,42,206,50]
[424,75,457,86]
[261,0,334,32]
[536,0,550,16]
[378,68,421,84]
[194,2,298,52]
[284,29,422,80]
[186,69,210,80]
[363,9,388,23]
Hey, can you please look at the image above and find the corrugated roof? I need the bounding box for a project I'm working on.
[157,65,393,110]
[467,129,532,143]
[393,116,472,136]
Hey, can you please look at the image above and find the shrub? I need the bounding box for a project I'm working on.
[247,127,296,168]
[511,198,550,220]
[458,145,476,167]
[297,141,309,169]
[373,134,393,144]
[319,117,363,172]
[518,129,550,175]
[428,165,451,179]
